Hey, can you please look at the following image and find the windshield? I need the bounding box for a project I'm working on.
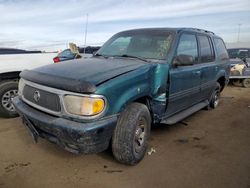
[228,49,250,59]
[97,30,174,61]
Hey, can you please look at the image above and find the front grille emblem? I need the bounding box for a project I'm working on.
[33,90,41,102]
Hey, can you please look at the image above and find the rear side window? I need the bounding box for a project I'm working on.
[214,38,229,60]
[198,35,214,63]
[177,34,198,62]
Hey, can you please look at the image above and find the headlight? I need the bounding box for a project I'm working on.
[18,78,25,95]
[64,95,105,116]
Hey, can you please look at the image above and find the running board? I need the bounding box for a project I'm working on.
[161,100,209,125]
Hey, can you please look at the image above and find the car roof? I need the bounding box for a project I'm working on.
[118,27,220,38]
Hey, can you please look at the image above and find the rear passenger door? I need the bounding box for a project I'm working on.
[197,35,217,100]
[166,33,202,117]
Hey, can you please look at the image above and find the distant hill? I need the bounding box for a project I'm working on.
[0,48,42,55]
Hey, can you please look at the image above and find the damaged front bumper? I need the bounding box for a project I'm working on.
[13,97,117,154]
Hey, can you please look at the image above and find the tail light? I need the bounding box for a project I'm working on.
[53,57,60,63]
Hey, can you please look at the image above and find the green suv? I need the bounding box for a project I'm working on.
[13,28,230,165]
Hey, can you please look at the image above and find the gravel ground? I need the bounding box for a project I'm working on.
[0,86,249,188]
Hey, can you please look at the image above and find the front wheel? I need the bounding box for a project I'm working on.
[112,103,151,165]
[0,80,19,118]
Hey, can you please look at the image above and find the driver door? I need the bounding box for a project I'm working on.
[166,33,202,117]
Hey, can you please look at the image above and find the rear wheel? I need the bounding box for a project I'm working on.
[208,82,221,109]
[0,80,19,118]
[242,78,250,88]
[112,103,151,165]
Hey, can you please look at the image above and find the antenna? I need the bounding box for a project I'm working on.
[237,24,242,43]
[83,13,89,54]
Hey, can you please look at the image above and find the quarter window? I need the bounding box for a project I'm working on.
[177,34,198,62]
[198,35,214,62]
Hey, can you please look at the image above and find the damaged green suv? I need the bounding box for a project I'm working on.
[13,28,230,165]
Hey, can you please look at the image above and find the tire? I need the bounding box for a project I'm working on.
[0,80,19,118]
[112,102,151,165]
[208,82,221,109]
[242,78,250,88]
[232,79,241,87]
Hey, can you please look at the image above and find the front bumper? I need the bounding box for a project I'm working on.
[13,97,117,154]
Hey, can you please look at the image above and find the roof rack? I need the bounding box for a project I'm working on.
[184,28,215,35]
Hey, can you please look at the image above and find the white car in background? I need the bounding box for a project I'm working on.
[0,52,56,118]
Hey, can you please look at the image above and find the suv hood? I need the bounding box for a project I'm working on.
[20,57,147,93]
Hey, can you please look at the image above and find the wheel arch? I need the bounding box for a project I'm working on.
[131,95,154,122]
[133,96,152,110]
[217,76,226,92]
[0,71,21,81]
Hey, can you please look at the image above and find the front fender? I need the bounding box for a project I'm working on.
[96,65,152,115]
[151,63,170,96]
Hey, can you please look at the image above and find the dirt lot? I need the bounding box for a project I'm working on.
[0,86,249,188]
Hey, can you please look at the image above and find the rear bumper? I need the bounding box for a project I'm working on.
[13,97,117,154]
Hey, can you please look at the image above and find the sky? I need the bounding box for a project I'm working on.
[0,0,250,51]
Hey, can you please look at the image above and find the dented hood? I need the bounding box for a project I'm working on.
[20,57,147,93]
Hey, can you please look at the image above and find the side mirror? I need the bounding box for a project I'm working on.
[173,54,194,67]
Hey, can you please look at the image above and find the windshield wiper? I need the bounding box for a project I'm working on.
[114,54,149,63]
[94,53,108,58]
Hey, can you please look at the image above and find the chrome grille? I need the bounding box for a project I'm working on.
[22,85,61,112]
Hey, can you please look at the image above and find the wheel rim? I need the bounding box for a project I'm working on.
[134,117,146,154]
[213,91,219,108]
[1,89,18,112]
[243,79,250,88]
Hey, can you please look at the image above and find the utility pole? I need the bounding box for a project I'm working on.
[83,13,89,54]
[237,24,242,43]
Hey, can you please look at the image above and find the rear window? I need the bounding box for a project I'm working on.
[214,38,229,60]
[58,49,75,58]
[198,35,214,63]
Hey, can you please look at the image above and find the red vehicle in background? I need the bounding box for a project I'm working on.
[53,46,100,63]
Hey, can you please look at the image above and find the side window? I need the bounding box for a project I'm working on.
[198,35,214,63]
[177,34,198,62]
[214,38,229,60]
